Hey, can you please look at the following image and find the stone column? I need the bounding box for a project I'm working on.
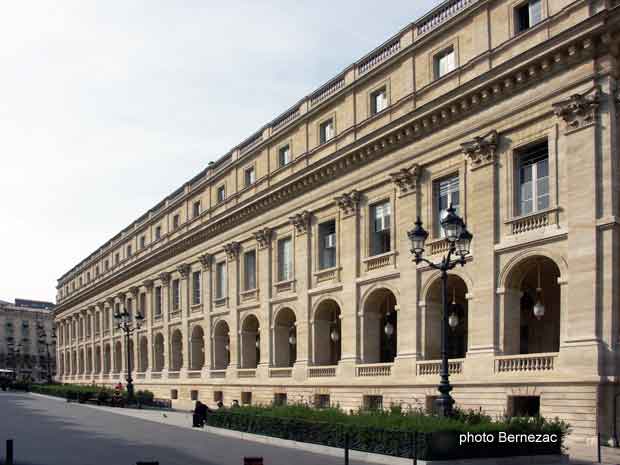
[288,213,311,380]
[223,242,240,372]
[143,279,154,377]
[159,272,171,375]
[553,87,601,374]
[177,263,190,375]
[390,164,421,377]
[497,288,521,355]
[461,130,498,378]
[199,254,212,375]
[252,231,271,377]
[334,192,360,378]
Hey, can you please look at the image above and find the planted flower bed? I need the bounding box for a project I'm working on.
[205,405,568,461]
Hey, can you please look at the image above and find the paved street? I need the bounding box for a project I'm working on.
[0,392,367,465]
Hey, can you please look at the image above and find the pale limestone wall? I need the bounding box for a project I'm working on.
[54,0,620,446]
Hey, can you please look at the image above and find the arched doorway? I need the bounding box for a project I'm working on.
[212,321,230,370]
[503,256,561,354]
[424,275,469,360]
[139,336,148,372]
[273,308,296,368]
[361,288,397,363]
[240,315,260,369]
[190,325,205,370]
[313,299,341,366]
[170,330,183,372]
[153,333,164,372]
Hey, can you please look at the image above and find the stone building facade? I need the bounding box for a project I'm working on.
[54,0,620,444]
[1,299,56,382]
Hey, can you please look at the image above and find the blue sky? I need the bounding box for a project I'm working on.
[0,0,437,301]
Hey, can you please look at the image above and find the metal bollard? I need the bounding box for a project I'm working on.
[6,439,14,465]
[243,458,263,465]
[597,432,601,463]
[344,432,349,465]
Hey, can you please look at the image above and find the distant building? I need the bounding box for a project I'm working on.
[0,299,56,382]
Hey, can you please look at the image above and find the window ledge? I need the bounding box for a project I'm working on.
[240,288,259,302]
[274,279,295,294]
[214,297,228,308]
[314,267,340,283]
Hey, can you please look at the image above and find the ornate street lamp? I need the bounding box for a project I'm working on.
[407,204,473,417]
[113,303,143,403]
[532,262,545,320]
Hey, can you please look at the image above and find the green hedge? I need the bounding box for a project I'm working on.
[30,384,155,406]
[205,405,568,460]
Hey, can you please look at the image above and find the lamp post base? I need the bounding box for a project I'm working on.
[434,392,455,417]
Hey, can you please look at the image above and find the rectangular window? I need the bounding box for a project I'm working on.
[87,272,91,282]
[370,87,387,115]
[508,396,541,417]
[363,395,383,411]
[95,266,99,276]
[314,394,331,409]
[154,287,162,317]
[155,225,162,240]
[215,262,226,299]
[318,220,337,270]
[518,141,549,216]
[436,175,460,237]
[516,0,542,33]
[371,201,391,256]
[277,237,293,282]
[244,250,257,290]
[192,201,201,218]
[244,166,256,187]
[241,392,252,405]
[126,298,133,320]
[274,393,287,406]
[192,271,201,305]
[278,145,291,167]
[172,279,180,311]
[434,46,456,79]
[173,214,180,230]
[126,245,132,257]
[115,253,120,264]
[139,293,146,317]
[140,236,146,249]
[217,185,226,203]
[319,119,335,144]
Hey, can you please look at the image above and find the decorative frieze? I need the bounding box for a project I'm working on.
[253,228,273,248]
[176,263,191,278]
[389,164,420,196]
[198,253,213,271]
[223,242,241,260]
[335,190,361,217]
[552,86,601,133]
[462,130,499,170]
[289,211,312,235]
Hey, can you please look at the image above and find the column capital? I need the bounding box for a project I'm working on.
[129,286,140,297]
[552,85,601,133]
[389,164,420,197]
[143,279,154,290]
[335,190,361,217]
[198,253,213,270]
[223,242,241,261]
[462,130,498,171]
[253,227,273,249]
[176,263,191,278]
[159,271,171,285]
[289,210,312,235]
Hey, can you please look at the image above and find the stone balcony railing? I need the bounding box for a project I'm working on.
[315,267,338,284]
[427,237,450,256]
[269,367,293,378]
[358,39,401,75]
[240,289,259,303]
[210,369,226,378]
[506,208,558,235]
[416,359,464,376]
[308,366,337,377]
[356,363,392,377]
[494,353,557,373]
[364,251,396,272]
[150,371,162,379]
[237,369,257,378]
[416,0,479,36]
[187,370,202,379]
[136,372,146,380]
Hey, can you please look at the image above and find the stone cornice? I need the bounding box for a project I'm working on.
[54,21,615,316]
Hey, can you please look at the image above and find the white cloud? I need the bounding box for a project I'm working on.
[0,0,434,301]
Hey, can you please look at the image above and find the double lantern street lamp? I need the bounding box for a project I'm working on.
[37,327,57,384]
[113,305,144,403]
[407,205,473,417]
